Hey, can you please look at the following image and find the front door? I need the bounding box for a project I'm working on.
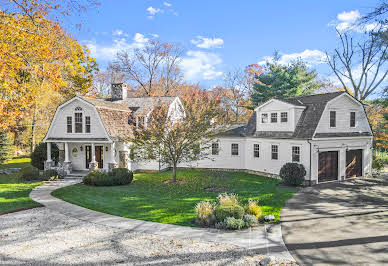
[318,151,339,183]
[95,146,103,169]
[85,145,104,169]
[346,149,362,178]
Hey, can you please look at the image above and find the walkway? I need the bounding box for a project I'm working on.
[29,178,294,261]
[281,178,388,265]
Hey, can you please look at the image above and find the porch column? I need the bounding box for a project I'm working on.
[108,142,118,171]
[111,142,116,163]
[46,142,52,162]
[44,142,54,170]
[64,142,70,162]
[91,143,96,163]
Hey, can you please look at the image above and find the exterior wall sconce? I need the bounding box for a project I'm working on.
[106,146,109,152]
[80,146,83,151]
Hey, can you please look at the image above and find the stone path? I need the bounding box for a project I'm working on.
[30,179,294,261]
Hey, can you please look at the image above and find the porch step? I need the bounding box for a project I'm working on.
[65,171,88,179]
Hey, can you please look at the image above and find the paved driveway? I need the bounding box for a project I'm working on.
[281,178,388,265]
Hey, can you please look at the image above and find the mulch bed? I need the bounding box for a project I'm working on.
[0,205,43,216]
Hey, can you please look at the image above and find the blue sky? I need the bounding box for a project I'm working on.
[67,0,382,89]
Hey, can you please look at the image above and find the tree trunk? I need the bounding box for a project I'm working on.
[30,103,37,153]
[172,162,177,182]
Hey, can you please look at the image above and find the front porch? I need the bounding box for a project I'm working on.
[44,139,121,175]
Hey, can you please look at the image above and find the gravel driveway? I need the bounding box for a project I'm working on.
[0,208,294,265]
[281,178,388,265]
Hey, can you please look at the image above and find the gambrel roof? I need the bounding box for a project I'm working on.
[219,91,372,139]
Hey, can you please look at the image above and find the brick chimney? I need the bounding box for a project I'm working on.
[111,83,128,100]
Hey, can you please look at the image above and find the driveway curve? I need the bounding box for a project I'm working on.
[281,178,388,265]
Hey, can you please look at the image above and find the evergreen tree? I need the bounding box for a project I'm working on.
[0,130,13,163]
[250,55,323,106]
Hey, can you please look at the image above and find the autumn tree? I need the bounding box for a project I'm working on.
[0,130,13,163]
[0,0,98,151]
[129,88,221,182]
[94,64,127,97]
[326,30,387,101]
[250,55,323,106]
[115,40,183,96]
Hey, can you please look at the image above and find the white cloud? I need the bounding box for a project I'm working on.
[191,36,224,49]
[329,10,379,32]
[150,33,159,38]
[259,49,327,66]
[146,6,163,18]
[83,33,150,62]
[163,2,172,7]
[112,29,124,36]
[180,50,223,81]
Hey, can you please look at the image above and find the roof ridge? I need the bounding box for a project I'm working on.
[285,91,345,100]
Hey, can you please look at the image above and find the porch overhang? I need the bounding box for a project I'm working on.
[45,137,112,143]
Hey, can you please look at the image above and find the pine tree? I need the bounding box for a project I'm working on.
[0,130,13,163]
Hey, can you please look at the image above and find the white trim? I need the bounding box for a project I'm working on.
[43,96,113,143]
[254,98,306,112]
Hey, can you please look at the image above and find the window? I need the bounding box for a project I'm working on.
[75,113,83,133]
[253,144,260,158]
[231,143,239,156]
[271,145,278,160]
[67,116,72,133]
[261,113,268,123]
[75,106,82,111]
[281,112,288,123]
[85,116,91,133]
[350,112,356,127]
[330,111,336,127]
[271,113,278,123]
[292,146,300,162]
[212,142,219,155]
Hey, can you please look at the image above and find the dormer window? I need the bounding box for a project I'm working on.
[271,113,278,123]
[330,111,336,128]
[261,113,268,123]
[350,112,356,127]
[281,112,288,123]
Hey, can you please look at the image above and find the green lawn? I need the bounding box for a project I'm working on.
[0,158,42,213]
[53,170,295,226]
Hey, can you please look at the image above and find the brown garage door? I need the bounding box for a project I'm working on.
[318,151,338,182]
[346,149,362,178]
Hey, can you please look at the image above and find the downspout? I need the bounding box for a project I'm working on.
[307,139,312,186]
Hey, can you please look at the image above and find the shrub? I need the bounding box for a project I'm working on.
[42,169,59,180]
[215,221,226,229]
[84,169,133,186]
[215,204,245,222]
[217,193,239,206]
[372,155,384,175]
[30,142,59,170]
[243,214,258,227]
[223,217,246,230]
[194,201,216,226]
[21,165,40,181]
[245,199,262,218]
[279,162,306,186]
[109,168,133,185]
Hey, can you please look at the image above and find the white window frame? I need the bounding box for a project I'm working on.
[253,143,260,158]
[330,110,336,128]
[292,146,301,162]
[271,112,278,123]
[271,144,279,160]
[281,112,288,123]
[261,113,268,123]
[231,143,239,156]
[212,142,220,155]
[350,111,356,128]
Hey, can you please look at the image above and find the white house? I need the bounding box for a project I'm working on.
[43,83,184,174]
[44,84,373,185]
